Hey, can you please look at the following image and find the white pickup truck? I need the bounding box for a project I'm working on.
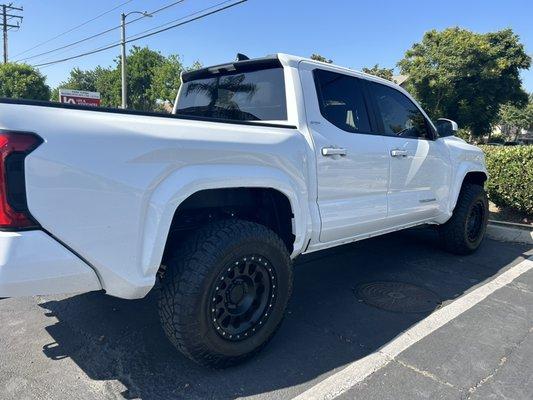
[0,54,488,367]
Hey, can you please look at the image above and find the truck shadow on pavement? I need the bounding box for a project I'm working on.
[38,228,531,400]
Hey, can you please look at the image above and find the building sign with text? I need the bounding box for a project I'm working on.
[59,89,101,107]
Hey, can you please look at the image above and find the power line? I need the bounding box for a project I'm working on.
[32,0,247,68]
[12,0,133,59]
[35,0,242,69]
[147,0,188,16]
[16,0,186,63]
[18,21,129,63]
[125,0,233,42]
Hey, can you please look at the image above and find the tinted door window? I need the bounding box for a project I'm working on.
[314,69,371,133]
[370,82,431,139]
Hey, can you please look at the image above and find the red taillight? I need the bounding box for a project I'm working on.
[0,131,42,230]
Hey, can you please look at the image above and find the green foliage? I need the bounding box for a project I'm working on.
[54,46,193,111]
[310,54,333,63]
[362,64,393,81]
[95,67,121,107]
[126,46,166,111]
[0,63,51,100]
[148,54,185,108]
[480,145,533,214]
[53,66,119,107]
[499,94,533,132]
[456,128,471,142]
[399,28,531,138]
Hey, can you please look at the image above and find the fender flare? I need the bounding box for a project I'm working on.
[448,162,488,214]
[139,164,311,281]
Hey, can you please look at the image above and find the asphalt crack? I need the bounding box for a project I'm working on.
[465,326,533,399]
[394,359,455,388]
[509,282,533,295]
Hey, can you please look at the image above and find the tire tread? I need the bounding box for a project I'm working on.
[438,183,488,255]
[158,219,292,367]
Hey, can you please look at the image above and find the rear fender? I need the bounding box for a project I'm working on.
[140,164,310,283]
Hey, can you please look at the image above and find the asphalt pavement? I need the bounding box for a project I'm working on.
[1,227,532,400]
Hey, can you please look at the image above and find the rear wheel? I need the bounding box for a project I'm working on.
[438,183,488,255]
[158,219,292,367]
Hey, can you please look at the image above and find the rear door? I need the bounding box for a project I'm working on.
[366,81,451,225]
[299,63,390,243]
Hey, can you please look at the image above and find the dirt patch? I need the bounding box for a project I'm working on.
[489,202,532,226]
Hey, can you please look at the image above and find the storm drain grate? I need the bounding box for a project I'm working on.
[354,281,441,313]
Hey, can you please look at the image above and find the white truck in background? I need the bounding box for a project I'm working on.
[0,54,488,366]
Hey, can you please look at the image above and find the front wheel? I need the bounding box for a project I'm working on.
[158,219,292,367]
[438,183,489,255]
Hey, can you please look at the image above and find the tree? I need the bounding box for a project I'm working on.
[126,46,166,111]
[310,54,333,63]
[498,95,533,141]
[0,63,50,101]
[93,67,121,107]
[53,47,199,111]
[398,28,531,138]
[362,64,393,80]
[52,66,119,107]
[148,54,184,109]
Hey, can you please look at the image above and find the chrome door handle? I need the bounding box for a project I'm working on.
[322,147,347,156]
[390,149,408,158]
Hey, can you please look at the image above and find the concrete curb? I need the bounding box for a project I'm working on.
[486,221,533,245]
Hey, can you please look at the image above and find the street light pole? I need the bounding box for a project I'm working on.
[120,11,152,109]
[121,12,127,109]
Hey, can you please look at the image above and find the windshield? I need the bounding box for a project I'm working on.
[176,67,287,122]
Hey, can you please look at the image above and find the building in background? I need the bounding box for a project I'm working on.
[392,74,409,87]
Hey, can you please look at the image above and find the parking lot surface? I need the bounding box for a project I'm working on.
[1,228,532,400]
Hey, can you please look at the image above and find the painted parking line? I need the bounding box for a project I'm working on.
[292,256,533,400]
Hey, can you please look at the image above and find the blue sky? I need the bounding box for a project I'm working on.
[8,0,533,90]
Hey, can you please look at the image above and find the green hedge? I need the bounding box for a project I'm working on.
[479,145,533,214]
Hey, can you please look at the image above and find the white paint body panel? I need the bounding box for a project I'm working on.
[0,230,101,297]
[383,136,452,225]
[0,53,487,299]
[299,62,390,242]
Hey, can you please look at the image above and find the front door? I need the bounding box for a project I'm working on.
[367,81,451,225]
[299,63,390,243]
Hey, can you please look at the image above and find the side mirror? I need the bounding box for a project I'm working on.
[436,118,458,137]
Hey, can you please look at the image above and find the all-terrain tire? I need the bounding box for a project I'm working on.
[438,183,488,255]
[158,219,292,368]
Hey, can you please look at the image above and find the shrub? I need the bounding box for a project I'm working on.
[480,145,533,214]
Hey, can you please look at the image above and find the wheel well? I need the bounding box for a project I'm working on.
[162,188,295,263]
[462,171,488,188]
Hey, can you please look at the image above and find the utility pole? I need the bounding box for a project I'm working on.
[120,10,152,109]
[0,3,23,64]
[120,13,127,109]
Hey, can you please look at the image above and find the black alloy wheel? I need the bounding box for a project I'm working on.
[210,254,277,341]
[466,200,486,243]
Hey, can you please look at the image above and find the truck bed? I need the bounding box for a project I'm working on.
[0,97,297,130]
[0,97,308,299]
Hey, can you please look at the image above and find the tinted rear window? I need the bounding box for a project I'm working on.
[176,67,287,122]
